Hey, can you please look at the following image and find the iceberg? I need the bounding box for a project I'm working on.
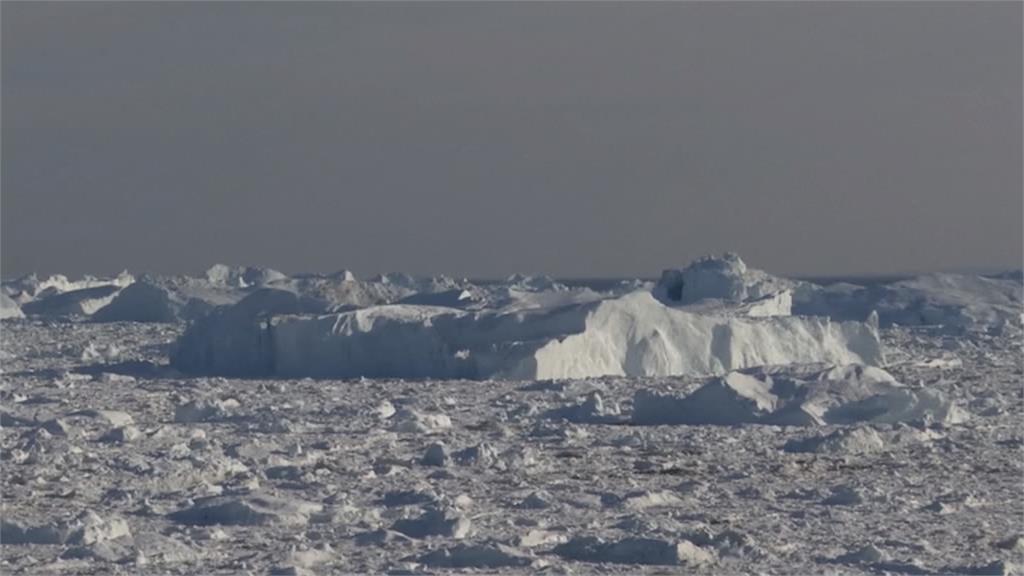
[633,364,967,426]
[172,289,883,380]
[0,293,24,320]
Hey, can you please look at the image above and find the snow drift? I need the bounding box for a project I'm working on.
[172,289,883,380]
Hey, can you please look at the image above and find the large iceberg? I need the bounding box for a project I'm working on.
[169,254,889,380]
[172,288,883,380]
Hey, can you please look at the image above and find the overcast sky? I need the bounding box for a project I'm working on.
[2,2,1021,279]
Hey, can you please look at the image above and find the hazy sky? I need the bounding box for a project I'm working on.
[2,2,1021,279]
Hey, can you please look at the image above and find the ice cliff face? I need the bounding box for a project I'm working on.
[523,292,880,380]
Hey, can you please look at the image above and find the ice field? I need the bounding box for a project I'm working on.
[1,254,1022,574]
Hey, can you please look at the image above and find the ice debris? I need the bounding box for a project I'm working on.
[417,544,533,568]
[421,442,450,467]
[168,494,322,526]
[392,409,452,434]
[553,535,714,566]
[1,510,131,546]
[391,508,472,539]
[783,426,886,454]
[634,364,968,427]
[174,398,241,423]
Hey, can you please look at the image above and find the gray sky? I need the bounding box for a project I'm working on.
[2,2,1021,279]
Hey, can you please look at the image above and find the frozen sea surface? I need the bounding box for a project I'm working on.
[1,319,1022,575]
[2,256,1022,574]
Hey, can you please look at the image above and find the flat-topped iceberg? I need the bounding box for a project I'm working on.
[172,289,883,380]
